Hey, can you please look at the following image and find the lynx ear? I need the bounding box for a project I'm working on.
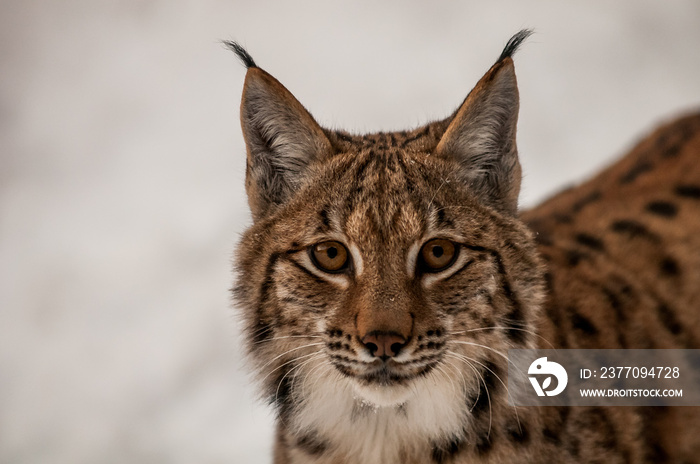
[436,30,531,214]
[226,42,332,221]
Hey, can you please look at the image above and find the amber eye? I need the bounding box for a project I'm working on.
[419,238,458,272]
[310,241,349,273]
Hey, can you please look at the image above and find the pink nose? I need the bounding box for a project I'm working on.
[361,332,407,360]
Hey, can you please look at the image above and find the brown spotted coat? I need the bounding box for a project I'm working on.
[229,32,700,463]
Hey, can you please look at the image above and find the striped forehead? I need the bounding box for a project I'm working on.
[330,149,434,247]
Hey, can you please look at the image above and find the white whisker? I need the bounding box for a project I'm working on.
[434,364,458,396]
[447,350,521,434]
[253,334,324,345]
[443,358,469,396]
[450,353,492,436]
[445,353,482,412]
[307,362,335,394]
[448,340,527,378]
[259,350,325,386]
[257,342,324,374]
[275,353,325,401]
[449,326,555,349]
[301,358,333,394]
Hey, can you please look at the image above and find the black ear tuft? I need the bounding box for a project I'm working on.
[496,29,533,63]
[223,40,258,68]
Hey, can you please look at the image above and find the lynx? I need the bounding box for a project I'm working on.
[229,31,700,463]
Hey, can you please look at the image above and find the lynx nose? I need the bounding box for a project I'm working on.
[361,332,407,361]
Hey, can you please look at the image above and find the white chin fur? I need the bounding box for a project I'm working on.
[351,380,416,407]
[293,365,470,463]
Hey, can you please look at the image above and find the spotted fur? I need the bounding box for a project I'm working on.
[230,31,700,463]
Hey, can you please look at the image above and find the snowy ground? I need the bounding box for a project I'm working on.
[1,1,699,462]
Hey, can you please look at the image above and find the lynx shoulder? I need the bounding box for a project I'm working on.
[229,32,700,463]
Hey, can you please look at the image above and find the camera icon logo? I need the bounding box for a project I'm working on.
[528,357,568,397]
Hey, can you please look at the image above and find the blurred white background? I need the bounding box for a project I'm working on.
[1,1,699,462]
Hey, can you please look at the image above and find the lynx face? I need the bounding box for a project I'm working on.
[231,32,545,460]
[237,144,541,407]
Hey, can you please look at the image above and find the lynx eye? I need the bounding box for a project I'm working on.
[419,238,458,272]
[310,241,349,273]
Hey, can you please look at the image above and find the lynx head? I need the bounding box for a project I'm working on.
[230,31,544,450]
